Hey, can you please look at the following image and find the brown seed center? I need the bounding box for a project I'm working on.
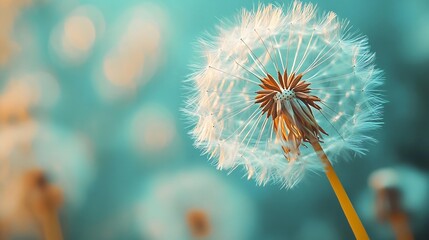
[255,69,327,160]
[186,209,211,238]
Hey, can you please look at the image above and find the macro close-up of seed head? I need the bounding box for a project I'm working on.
[185,1,384,188]
[2,0,429,239]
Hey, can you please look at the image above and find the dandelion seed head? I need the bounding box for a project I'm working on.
[0,122,94,208]
[357,166,429,236]
[138,168,256,240]
[185,1,384,188]
[0,169,63,238]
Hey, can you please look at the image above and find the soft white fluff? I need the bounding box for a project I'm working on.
[184,1,384,188]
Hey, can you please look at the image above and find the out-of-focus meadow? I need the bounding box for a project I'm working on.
[0,0,428,239]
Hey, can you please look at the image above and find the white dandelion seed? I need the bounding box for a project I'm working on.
[184,1,384,239]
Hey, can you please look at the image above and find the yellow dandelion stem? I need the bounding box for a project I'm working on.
[39,211,63,240]
[311,141,369,240]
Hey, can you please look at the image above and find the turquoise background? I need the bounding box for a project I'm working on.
[1,0,429,239]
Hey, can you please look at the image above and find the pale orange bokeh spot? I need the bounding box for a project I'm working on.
[62,15,96,52]
[103,52,143,88]
[0,81,36,124]
[99,4,166,96]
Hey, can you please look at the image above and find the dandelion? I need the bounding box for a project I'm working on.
[0,122,94,208]
[137,168,256,240]
[369,169,413,240]
[357,166,429,239]
[184,1,384,239]
[0,169,63,240]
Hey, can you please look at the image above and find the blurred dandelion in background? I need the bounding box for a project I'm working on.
[0,71,60,184]
[0,65,92,209]
[0,169,63,239]
[137,168,256,240]
[0,122,95,208]
[357,165,429,240]
[0,23,93,236]
[31,123,95,207]
[185,1,383,238]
